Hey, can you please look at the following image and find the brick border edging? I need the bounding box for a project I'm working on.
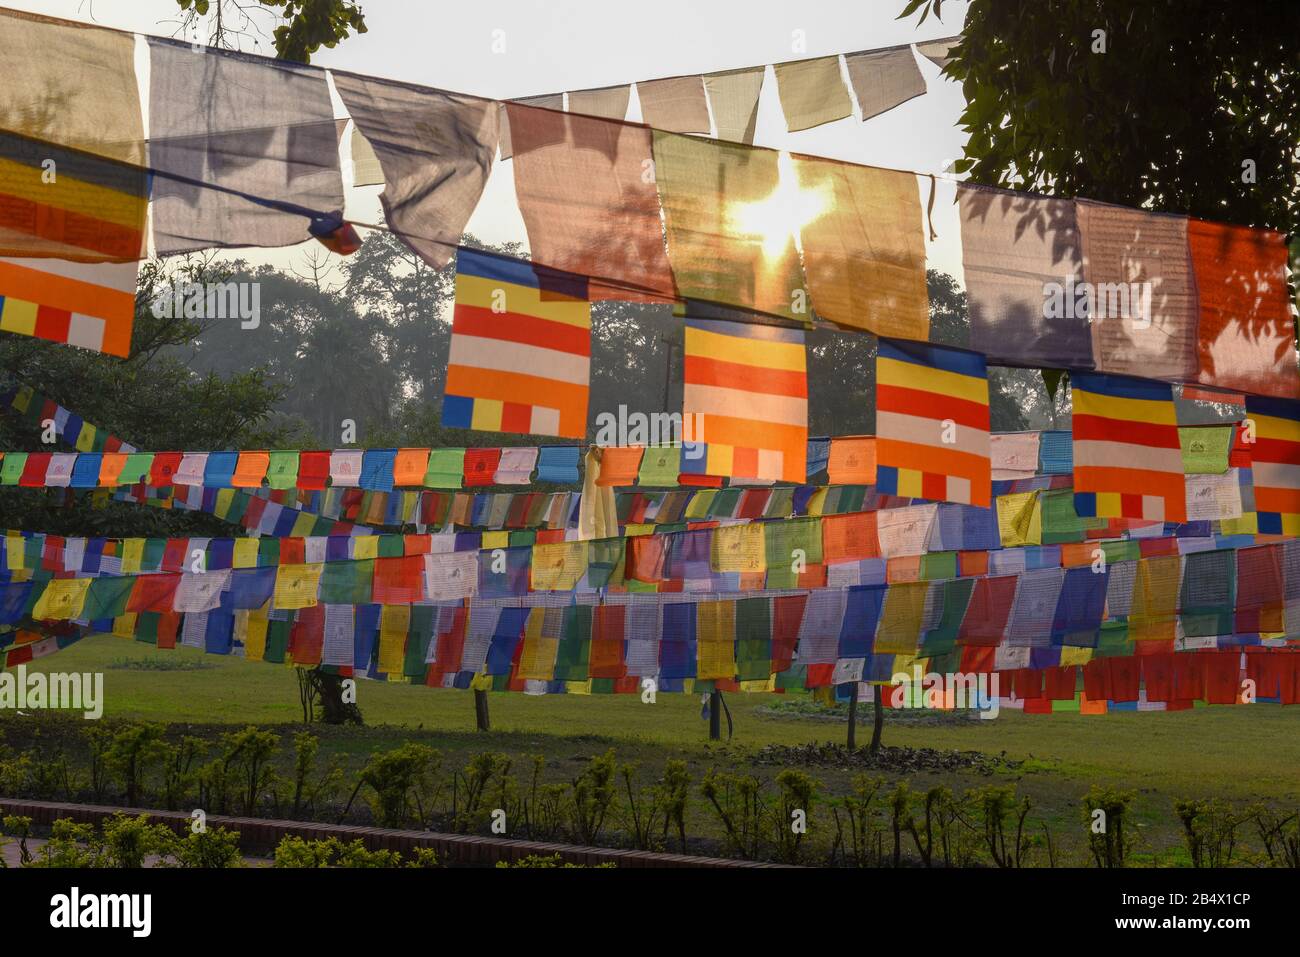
[0,798,791,868]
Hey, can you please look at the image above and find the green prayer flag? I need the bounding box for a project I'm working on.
[553,605,591,681]
[319,559,374,604]
[118,453,154,486]
[920,551,958,581]
[84,576,135,619]
[263,620,291,663]
[1179,426,1232,474]
[637,446,680,486]
[135,611,159,644]
[1,452,28,485]
[425,448,465,489]
[266,450,300,489]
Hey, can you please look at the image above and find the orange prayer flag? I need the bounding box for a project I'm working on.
[595,446,644,487]
[232,451,270,488]
[393,448,431,487]
[97,452,127,487]
[821,512,879,563]
[826,437,876,484]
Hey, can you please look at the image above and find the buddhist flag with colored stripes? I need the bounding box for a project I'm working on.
[0,131,148,263]
[0,256,139,357]
[875,338,991,507]
[682,318,807,483]
[1244,395,1300,535]
[1071,372,1186,523]
[443,247,591,438]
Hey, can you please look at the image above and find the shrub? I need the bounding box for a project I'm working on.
[341,743,441,829]
[273,835,418,868]
[101,812,173,868]
[1082,786,1135,868]
[570,749,617,846]
[1176,798,1243,868]
[221,726,279,817]
[106,724,167,807]
[451,751,513,834]
[157,736,206,812]
[773,769,817,865]
[0,814,33,866]
[832,774,886,867]
[284,732,343,820]
[970,785,1033,868]
[700,770,765,860]
[1252,804,1300,868]
[167,826,243,868]
[30,819,104,868]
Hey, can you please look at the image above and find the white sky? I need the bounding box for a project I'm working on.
[10,0,973,282]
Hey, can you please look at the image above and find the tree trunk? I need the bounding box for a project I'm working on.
[311,668,364,725]
[846,687,858,750]
[870,689,885,753]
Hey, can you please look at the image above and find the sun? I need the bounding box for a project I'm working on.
[725,152,833,259]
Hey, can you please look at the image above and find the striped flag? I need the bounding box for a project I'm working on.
[443,248,591,438]
[0,131,147,263]
[682,318,807,483]
[875,338,991,507]
[0,256,138,357]
[1071,372,1186,523]
[1244,395,1300,535]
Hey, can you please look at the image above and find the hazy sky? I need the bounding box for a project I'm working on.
[9,0,973,281]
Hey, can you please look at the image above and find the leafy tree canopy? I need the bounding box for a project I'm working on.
[903,0,1298,241]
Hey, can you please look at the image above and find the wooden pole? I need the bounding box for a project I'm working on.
[870,688,884,753]
[708,689,721,740]
[846,686,858,750]
[474,688,491,731]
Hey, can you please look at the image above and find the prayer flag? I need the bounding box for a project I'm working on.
[1072,372,1187,522]
[682,318,807,482]
[793,159,929,339]
[443,247,591,438]
[506,104,676,301]
[773,56,852,131]
[0,257,138,357]
[957,184,1091,370]
[875,338,991,507]
[1188,219,1300,399]
[1244,394,1300,534]
[332,73,497,270]
[844,47,926,121]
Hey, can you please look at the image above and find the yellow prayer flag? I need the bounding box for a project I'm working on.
[120,538,144,574]
[233,538,260,569]
[530,541,588,591]
[273,563,323,610]
[996,491,1042,547]
[31,577,91,620]
[711,524,766,573]
[378,605,410,673]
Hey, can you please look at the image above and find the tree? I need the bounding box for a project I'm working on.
[904,0,1298,238]
[170,0,366,62]
[0,256,292,539]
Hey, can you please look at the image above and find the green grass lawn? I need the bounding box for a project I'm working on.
[3,633,1299,864]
